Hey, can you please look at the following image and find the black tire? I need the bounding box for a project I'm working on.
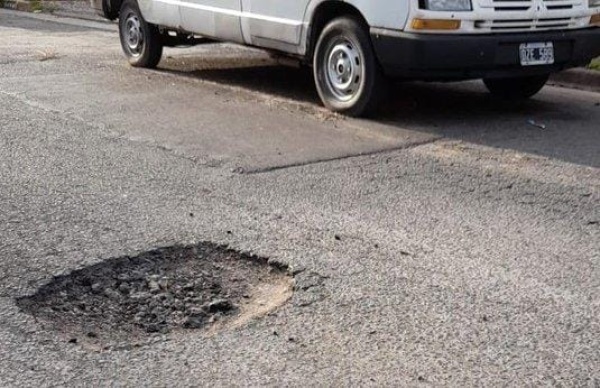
[313,16,385,117]
[118,0,163,68]
[483,75,549,100]
[101,0,118,21]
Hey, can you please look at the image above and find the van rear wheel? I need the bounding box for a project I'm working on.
[313,16,384,117]
[483,75,549,100]
[118,0,163,68]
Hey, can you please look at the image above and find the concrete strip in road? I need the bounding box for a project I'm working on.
[1,10,599,171]
[0,10,439,172]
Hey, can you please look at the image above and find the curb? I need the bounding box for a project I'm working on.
[1,0,36,12]
[550,68,600,93]
[549,68,600,93]
[1,0,109,23]
[0,7,117,31]
[52,10,106,22]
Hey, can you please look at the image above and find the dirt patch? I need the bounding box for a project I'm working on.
[17,242,293,348]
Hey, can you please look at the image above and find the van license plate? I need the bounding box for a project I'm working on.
[519,42,554,66]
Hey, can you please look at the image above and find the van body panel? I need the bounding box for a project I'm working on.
[343,0,410,30]
[298,0,411,55]
[139,0,181,28]
[138,0,411,54]
[240,0,308,51]
[303,0,410,31]
[122,0,600,80]
[178,0,244,42]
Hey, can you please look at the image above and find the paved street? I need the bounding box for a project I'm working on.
[1,9,599,386]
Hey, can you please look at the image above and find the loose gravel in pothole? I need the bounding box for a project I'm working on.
[17,243,293,347]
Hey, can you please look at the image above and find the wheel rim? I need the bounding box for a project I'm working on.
[124,12,144,57]
[323,37,364,102]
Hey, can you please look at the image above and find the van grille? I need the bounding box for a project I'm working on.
[474,0,585,32]
[475,17,577,30]
[490,0,579,11]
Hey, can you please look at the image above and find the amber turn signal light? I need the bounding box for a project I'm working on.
[411,19,461,30]
[591,14,600,25]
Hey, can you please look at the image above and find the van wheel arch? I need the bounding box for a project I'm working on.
[307,1,370,62]
[102,0,123,20]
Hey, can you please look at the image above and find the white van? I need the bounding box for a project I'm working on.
[92,0,600,116]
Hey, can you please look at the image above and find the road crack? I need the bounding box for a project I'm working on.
[242,137,442,175]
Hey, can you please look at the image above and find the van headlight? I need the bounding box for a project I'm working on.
[423,0,472,11]
[590,0,600,7]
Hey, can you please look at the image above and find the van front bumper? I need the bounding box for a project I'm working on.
[370,27,600,80]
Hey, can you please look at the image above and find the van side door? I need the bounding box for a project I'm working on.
[240,0,309,53]
[179,0,244,43]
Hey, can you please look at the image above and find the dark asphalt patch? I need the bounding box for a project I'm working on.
[17,243,293,348]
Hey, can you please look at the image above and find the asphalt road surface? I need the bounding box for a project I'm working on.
[1,9,599,387]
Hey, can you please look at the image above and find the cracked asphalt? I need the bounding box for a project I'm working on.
[1,9,599,387]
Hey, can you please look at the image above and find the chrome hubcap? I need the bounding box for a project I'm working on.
[125,14,143,56]
[324,38,363,101]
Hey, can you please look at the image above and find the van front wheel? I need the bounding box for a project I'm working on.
[483,75,549,100]
[119,0,163,68]
[313,17,384,117]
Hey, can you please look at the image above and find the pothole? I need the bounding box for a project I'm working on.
[17,242,293,348]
